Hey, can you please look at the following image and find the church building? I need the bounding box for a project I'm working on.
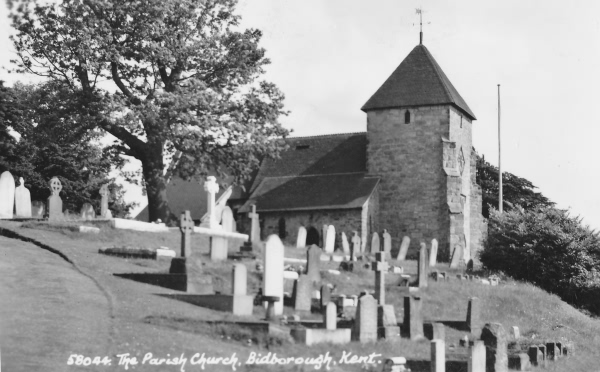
[137,40,487,264]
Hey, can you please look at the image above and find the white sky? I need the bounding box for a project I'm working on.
[2,1,600,230]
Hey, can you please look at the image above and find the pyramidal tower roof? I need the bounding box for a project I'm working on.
[361,44,476,120]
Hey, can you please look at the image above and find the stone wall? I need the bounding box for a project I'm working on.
[469,148,488,266]
[366,106,451,258]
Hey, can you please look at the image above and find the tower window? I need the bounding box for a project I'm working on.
[404,110,411,124]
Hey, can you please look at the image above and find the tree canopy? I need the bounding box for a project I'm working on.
[9,0,289,222]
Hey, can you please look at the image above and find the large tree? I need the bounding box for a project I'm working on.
[8,0,289,222]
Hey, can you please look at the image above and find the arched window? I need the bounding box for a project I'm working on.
[404,110,411,124]
[278,217,286,239]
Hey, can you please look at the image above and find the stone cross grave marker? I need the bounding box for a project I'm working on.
[372,252,389,305]
[48,177,63,221]
[0,171,15,219]
[371,232,380,254]
[99,184,112,219]
[429,238,439,267]
[14,177,31,218]
[325,225,335,253]
[293,275,312,312]
[305,245,322,282]
[397,235,410,260]
[418,242,429,288]
[248,205,260,243]
[341,232,350,255]
[202,176,220,229]
[325,302,337,330]
[180,210,194,258]
[322,224,328,248]
[481,323,508,372]
[263,235,284,315]
[351,231,361,260]
[382,229,392,258]
[232,263,247,295]
[296,226,307,248]
[352,294,377,343]
[80,203,96,220]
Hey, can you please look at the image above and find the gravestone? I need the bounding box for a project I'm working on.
[296,226,307,248]
[305,245,322,282]
[180,211,194,258]
[527,346,543,367]
[510,326,520,339]
[545,342,560,361]
[431,339,445,372]
[201,176,220,229]
[397,236,410,260]
[450,243,464,268]
[352,294,377,343]
[382,229,392,259]
[293,275,312,311]
[48,177,64,221]
[404,296,424,340]
[418,242,428,288]
[341,232,350,255]
[31,201,44,218]
[14,177,32,218]
[99,184,112,219]
[373,252,388,305]
[466,297,481,336]
[481,323,508,372]
[322,224,328,248]
[320,284,331,310]
[0,171,15,219]
[221,206,235,232]
[469,340,486,372]
[232,263,247,295]
[351,231,361,260]
[80,203,96,220]
[248,205,261,244]
[263,235,284,315]
[429,238,438,267]
[325,225,335,253]
[325,302,337,330]
[371,232,380,254]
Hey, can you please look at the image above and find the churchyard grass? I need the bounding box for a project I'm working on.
[1,220,599,371]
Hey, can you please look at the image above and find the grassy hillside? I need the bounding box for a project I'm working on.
[1,220,599,371]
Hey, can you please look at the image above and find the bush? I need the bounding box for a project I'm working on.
[481,207,600,314]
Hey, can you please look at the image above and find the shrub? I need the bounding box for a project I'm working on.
[481,207,600,313]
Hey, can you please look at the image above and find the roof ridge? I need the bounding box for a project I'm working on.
[286,131,366,140]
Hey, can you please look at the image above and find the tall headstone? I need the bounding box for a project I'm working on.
[468,340,486,372]
[99,184,112,219]
[325,225,335,253]
[248,205,261,244]
[429,239,438,267]
[373,252,389,305]
[80,203,96,220]
[325,302,337,330]
[31,201,44,218]
[14,177,32,218]
[48,177,63,221]
[341,232,350,255]
[305,245,322,282]
[404,296,424,340]
[322,224,328,248]
[352,294,377,343]
[418,242,429,288]
[382,229,392,258]
[371,232,380,254]
[351,231,361,259]
[292,275,312,311]
[0,171,15,219]
[480,323,508,372]
[450,243,464,268]
[180,210,194,258]
[466,297,481,336]
[296,226,307,248]
[201,176,220,229]
[232,263,247,295]
[397,236,410,260]
[431,339,446,372]
[263,235,284,315]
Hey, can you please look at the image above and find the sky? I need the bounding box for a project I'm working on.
[1,1,600,229]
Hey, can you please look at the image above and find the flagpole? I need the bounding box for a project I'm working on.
[498,84,503,213]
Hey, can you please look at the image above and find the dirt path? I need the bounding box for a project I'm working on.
[0,236,112,372]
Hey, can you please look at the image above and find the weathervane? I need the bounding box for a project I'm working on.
[415,8,430,44]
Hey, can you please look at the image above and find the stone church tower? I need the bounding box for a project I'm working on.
[362,42,486,263]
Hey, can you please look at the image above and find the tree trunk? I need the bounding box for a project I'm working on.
[142,152,173,224]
